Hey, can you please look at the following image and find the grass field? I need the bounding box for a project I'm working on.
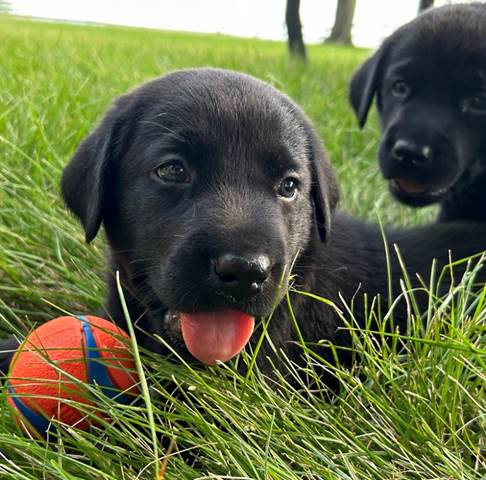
[0,15,484,480]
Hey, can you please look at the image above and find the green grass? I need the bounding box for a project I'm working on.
[0,15,484,480]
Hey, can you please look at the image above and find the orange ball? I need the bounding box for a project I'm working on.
[6,315,139,437]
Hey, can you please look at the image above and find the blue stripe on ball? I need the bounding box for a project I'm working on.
[7,382,53,437]
[80,316,132,404]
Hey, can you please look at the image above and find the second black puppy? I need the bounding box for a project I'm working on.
[350,4,486,222]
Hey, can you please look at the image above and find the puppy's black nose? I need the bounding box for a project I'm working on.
[214,253,271,299]
[392,139,432,167]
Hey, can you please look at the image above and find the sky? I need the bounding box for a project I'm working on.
[9,0,465,48]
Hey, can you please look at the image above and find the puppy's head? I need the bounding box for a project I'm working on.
[62,68,339,364]
[349,4,486,207]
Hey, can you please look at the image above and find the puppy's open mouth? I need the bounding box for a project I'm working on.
[390,177,448,201]
[164,309,255,365]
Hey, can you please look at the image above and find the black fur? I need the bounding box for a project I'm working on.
[349,4,486,222]
[2,68,485,382]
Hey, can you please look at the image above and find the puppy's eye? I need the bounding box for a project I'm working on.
[461,93,486,114]
[391,80,410,98]
[278,177,299,199]
[154,160,190,183]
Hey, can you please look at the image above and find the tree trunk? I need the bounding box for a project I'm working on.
[286,0,306,60]
[326,0,357,45]
[418,0,434,13]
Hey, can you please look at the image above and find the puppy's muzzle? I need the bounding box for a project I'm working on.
[380,124,460,205]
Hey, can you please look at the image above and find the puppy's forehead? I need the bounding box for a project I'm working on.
[137,69,306,155]
[390,6,486,63]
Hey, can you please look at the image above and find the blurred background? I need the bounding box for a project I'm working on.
[2,0,477,50]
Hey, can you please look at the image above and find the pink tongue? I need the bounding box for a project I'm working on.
[180,310,255,365]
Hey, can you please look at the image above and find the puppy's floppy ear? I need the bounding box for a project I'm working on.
[301,118,339,243]
[349,49,383,128]
[61,96,132,243]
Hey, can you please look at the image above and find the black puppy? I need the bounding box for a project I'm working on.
[349,4,486,222]
[2,69,485,381]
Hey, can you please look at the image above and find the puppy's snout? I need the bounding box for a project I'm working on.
[392,139,433,167]
[214,253,271,299]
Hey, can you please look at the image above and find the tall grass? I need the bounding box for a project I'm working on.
[0,15,484,480]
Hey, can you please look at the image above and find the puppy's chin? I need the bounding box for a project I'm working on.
[388,178,449,207]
